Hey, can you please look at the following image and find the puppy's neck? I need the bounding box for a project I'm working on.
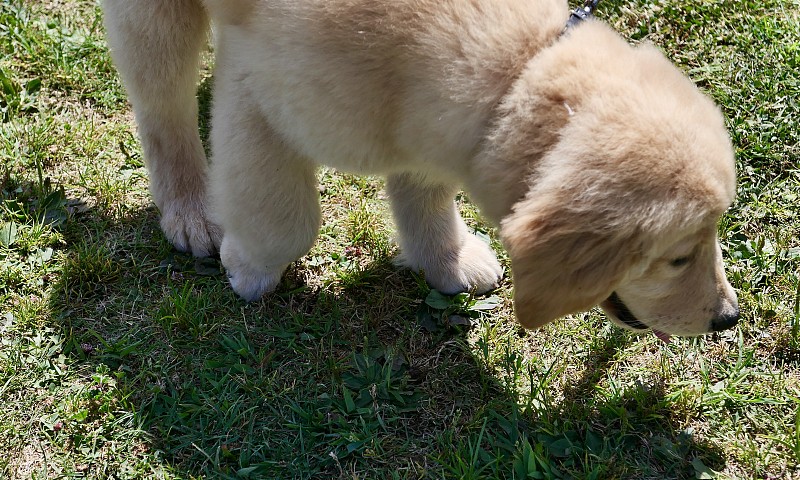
[467,74,574,224]
[467,21,627,225]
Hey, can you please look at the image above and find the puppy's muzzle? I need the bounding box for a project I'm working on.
[605,292,740,336]
[711,308,739,332]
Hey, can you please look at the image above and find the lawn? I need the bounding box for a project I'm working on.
[1,0,798,478]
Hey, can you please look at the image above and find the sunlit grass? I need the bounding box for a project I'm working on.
[1,0,798,478]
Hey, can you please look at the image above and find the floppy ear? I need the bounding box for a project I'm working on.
[500,195,641,330]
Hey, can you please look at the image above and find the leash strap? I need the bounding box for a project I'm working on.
[564,0,601,31]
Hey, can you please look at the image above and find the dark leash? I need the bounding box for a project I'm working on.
[564,0,601,32]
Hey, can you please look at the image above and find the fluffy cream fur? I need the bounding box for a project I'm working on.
[103,0,739,335]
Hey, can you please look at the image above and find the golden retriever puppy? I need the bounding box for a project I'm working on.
[102,0,739,338]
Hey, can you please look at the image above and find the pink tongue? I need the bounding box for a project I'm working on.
[653,330,672,343]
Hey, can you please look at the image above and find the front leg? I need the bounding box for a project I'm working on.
[209,80,321,301]
[103,0,221,256]
[387,173,503,294]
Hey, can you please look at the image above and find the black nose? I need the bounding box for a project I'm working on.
[711,309,740,332]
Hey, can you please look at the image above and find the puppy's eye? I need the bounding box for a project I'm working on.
[669,256,692,268]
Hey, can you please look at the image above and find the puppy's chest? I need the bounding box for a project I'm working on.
[234,51,481,176]
[216,3,495,176]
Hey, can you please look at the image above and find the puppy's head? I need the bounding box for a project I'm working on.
[498,22,738,338]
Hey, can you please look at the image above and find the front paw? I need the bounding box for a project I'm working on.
[400,234,504,295]
[160,198,222,258]
[220,236,285,301]
[226,266,283,302]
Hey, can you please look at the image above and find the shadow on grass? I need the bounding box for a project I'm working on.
[17,73,723,479]
[35,199,726,479]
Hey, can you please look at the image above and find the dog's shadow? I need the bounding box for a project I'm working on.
[19,73,724,478]
[31,197,727,478]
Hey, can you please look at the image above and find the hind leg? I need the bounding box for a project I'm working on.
[209,76,321,301]
[103,0,220,256]
[387,173,503,294]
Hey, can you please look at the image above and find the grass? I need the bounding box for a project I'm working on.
[1,0,799,478]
